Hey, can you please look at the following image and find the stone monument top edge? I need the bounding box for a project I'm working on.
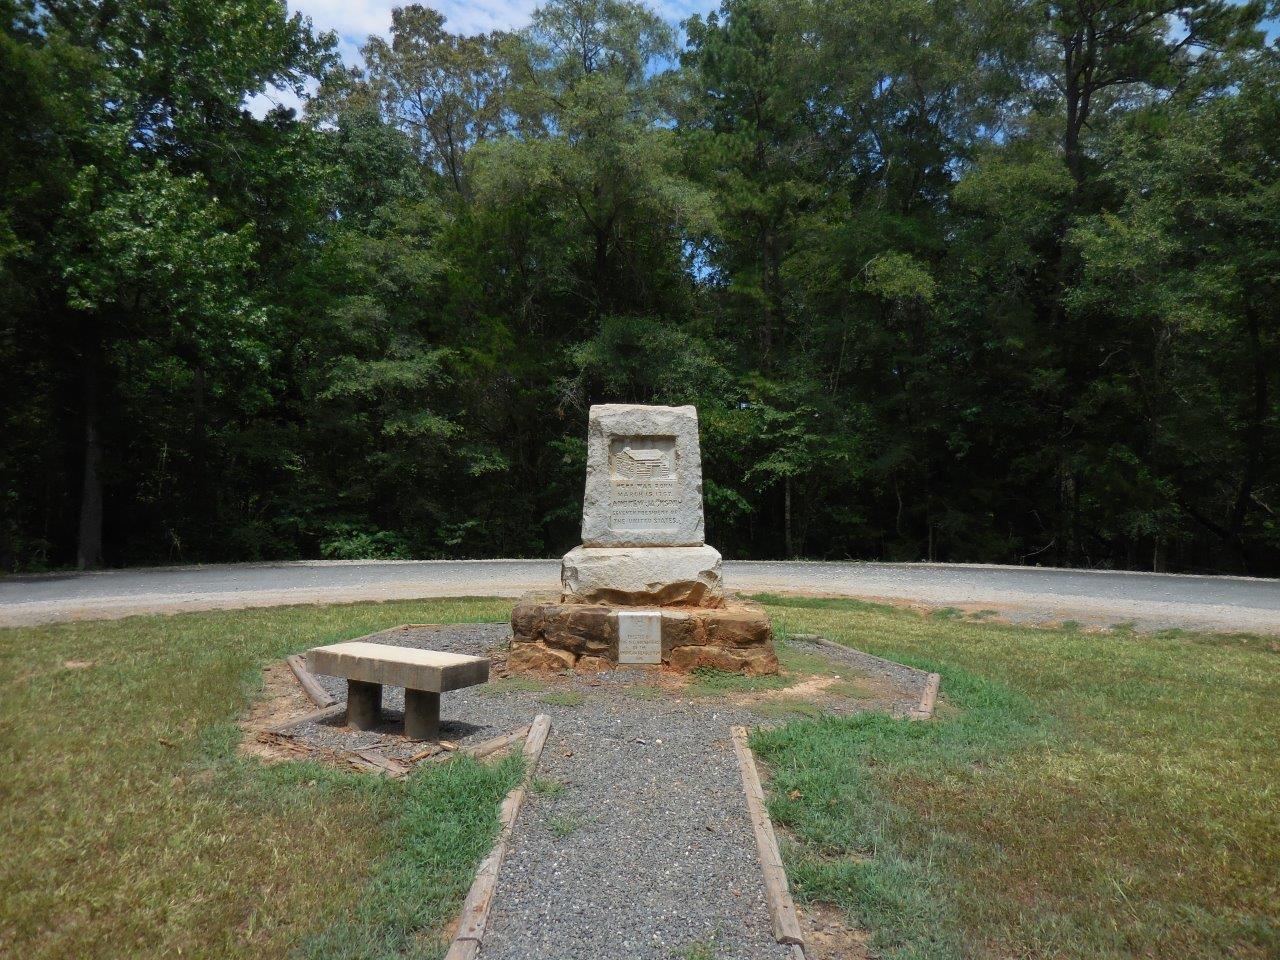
[588,402,698,416]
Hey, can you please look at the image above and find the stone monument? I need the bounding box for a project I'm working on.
[508,404,778,675]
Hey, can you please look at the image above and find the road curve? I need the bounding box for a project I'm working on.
[1,559,1277,633]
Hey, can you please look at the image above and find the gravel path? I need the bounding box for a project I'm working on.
[275,624,915,960]
[5,559,1278,633]
[481,687,791,960]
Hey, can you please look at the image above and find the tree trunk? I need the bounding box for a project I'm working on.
[76,326,104,570]
[783,475,793,559]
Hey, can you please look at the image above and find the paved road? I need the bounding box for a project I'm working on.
[1,559,1277,633]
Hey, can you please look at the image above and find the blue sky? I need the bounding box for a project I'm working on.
[250,0,719,114]
[249,0,1279,114]
[300,0,715,60]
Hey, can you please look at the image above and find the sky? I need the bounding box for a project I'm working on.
[250,0,718,115]
[296,0,717,49]
[250,0,1280,115]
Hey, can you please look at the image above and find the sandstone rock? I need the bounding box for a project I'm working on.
[550,605,618,657]
[703,601,771,649]
[667,644,779,676]
[660,609,701,655]
[507,596,777,676]
[507,643,575,672]
[510,600,545,641]
[511,599,618,657]
[561,544,723,606]
[581,404,705,547]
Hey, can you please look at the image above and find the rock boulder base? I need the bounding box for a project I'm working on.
[509,595,779,676]
[560,543,724,607]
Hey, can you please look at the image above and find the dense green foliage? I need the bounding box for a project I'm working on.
[2,0,1278,572]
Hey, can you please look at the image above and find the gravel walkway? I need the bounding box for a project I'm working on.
[276,624,915,959]
[481,684,791,960]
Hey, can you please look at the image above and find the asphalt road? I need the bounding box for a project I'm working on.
[1,559,1277,633]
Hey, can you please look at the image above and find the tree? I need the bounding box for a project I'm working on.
[0,0,332,567]
[1068,53,1280,571]
[318,5,509,198]
[473,0,710,316]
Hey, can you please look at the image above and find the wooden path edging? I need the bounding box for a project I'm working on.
[286,653,338,708]
[910,672,941,720]
[794,634,941,719]
[444,713,553,960]
[730,725,806,954]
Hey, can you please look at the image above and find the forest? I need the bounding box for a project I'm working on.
[1,0,1277,574]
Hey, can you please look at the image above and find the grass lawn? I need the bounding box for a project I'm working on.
[0,598,520,960]
[1,595,1276,960]
[751,596,1280,960]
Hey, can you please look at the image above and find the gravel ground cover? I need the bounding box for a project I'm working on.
[276,623,917,959]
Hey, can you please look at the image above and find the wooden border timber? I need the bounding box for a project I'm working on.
[444,713,553,960]
[263,702,345,736]
[910,672,941,720]
[287,654,338,708]
[794,635,941,720]
[730,725,806,952]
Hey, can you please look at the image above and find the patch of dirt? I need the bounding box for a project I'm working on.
[237,659,335,764]
[760,675,842,700]
[797,901,872,960]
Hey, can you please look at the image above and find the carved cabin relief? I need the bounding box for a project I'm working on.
[608,436,682,532]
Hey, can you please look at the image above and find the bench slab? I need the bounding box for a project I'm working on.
[307,641,490,693]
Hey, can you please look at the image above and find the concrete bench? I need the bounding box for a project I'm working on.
[307,641,490,740]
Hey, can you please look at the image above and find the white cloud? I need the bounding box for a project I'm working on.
[290,0,718,53]
[248,0,719,116]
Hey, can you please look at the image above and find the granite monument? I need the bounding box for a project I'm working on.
[509,404,778,675]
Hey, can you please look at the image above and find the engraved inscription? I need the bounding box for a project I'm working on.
[608,436,680,531]
[617,611,662,665]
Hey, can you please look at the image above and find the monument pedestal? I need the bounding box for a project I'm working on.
[508,594,779,675]
[560,544,723,607]
[508,403,778,676]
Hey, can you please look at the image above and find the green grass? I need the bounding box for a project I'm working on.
[544,810,588,839]
[774,636,843,677]
[476,675,546,696]
[751,597,1280,960]
[4,593,1276,960]
[678,936,718,960]
[298,754,521,960]
[0,598,518,960]
[687,667,792,695]
[531,776,566,797]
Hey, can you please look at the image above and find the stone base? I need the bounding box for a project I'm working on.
[561,544,723,607]
[508,595,779,675]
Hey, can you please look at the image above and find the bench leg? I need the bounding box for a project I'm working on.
[404,689,440,741]
[346,679,382,730]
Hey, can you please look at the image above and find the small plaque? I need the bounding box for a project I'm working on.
[616,611,662,665]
